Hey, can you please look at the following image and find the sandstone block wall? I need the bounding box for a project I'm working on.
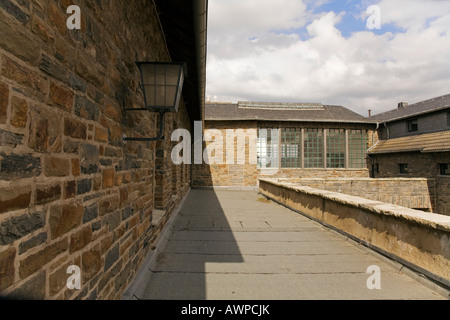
[0,0,191,299]
[275,178,435,212]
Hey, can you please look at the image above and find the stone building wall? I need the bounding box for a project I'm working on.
[0,0,191,299]
[371,152,450,215]
[436,176,450,216]
[192,120,372,187]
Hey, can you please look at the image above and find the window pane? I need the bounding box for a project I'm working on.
[304,129,323,168]
[281,128,302,168]
[348,130,367,169]
[327,129,345,168]
[257,128,279,168]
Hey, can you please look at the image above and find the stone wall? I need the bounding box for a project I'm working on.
[436,176,450,216]
[259,178,450,287]
[370,152,450,178]
[274,178,435,211]
[0,0,191,300]
[371,152,450,215]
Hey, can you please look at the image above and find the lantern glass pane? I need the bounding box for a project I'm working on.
[166,64,183,85]
[140,64,157,85]
[166,86,178,108]
[144,85,156,107]
[155,86,166,108]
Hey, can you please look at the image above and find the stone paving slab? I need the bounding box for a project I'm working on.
[127,189,447,300]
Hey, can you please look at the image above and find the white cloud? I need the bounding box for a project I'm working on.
[206,0,450,115]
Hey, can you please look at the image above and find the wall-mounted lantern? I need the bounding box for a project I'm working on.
[123,62,186,142]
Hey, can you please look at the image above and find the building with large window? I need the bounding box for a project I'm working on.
[192,101,376,187]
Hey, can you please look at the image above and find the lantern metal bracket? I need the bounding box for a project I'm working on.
[123,111,167,142]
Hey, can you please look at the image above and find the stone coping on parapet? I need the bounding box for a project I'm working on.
[258,178,450,233]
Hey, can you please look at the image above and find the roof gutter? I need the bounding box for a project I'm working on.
[193,0,208,122]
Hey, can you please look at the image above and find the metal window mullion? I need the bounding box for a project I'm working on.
[345,129,349,169]
[323,129,327,169]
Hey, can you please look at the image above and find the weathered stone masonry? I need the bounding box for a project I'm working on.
[0,0,191,299]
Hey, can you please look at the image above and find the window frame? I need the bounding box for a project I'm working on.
[407,119,418,132]
[326,129,346,169]
[280,128,302,168]
[439,163,450,176]
[399,163,408,174]
[304,128,324,169]
[348,129,368,169]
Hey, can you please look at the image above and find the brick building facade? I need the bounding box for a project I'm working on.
[0,0,206,299]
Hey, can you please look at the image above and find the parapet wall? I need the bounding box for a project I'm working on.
[271,178,435,212]
[259,178,450,286]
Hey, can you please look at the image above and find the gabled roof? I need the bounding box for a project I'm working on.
[205,102,372,124]
[370,94,450,123]
[368,130,450,154]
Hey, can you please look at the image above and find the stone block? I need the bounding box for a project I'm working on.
[19,238,68,279]
[0,153,41,180]
[64,180,76,199]
[0,129,23,148]
[0,14,40,65]
[105,210,120,232]
[71,158,80,176]
[49,261,72,297]
[68,73,86,92]
[10,96,28,128]
[74,95,99,121]
[19,232,47,255]
[0,247,16,291]
[80,143,99,174]
[104,243,119,272]
[82,248,102,282]
[102,168,115,189]
[0,185,32,214]
[69,226,92,253]
[31,14,55,44]
[44,155,70,177]
[0,82,8,124]
[94,126,108,143]
[8,270,46,300]
[0,211,45,245]
[83,203,98,224]
[77,178,92,195]
[28,106,62,153]
[50,82,73,112]
[49,203,83,240]
[47,2,66,36]
[36,184,61,205]
[2,57,48,96]
[0,0,29,24]
[39,54,67,82]
[75,49,105,89]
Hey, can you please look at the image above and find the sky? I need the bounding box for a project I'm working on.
[205,0,450,116]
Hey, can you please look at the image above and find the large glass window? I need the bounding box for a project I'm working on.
[304,129,323,168]
[326,129,345,168]
[348,130,368,169]
[281,128,302,168]
[257,128,279,168]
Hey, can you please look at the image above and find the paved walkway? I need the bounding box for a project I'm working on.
[125,189,447,300]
